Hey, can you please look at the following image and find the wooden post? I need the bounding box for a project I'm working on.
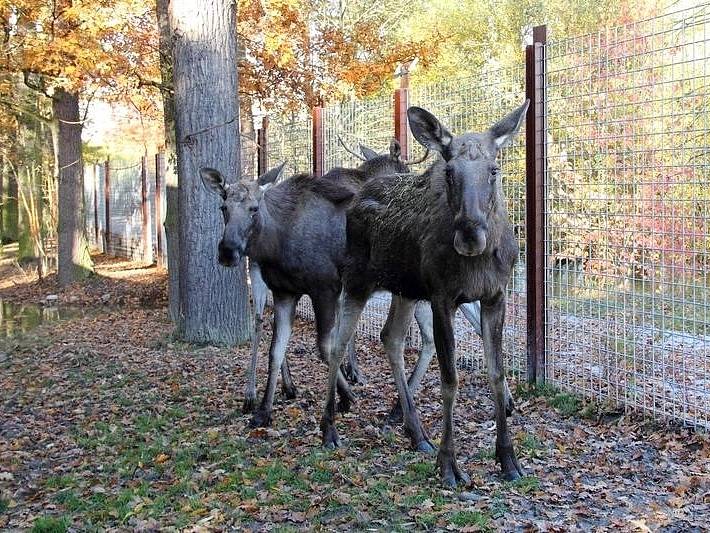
[93,164,100,249]
[104,159,111,254]
[140,155,153,264]
[155,152,166,267]
[257,116,268,176]
[525,25,548,384]
[394,65,410,159]
[312,107,324,177]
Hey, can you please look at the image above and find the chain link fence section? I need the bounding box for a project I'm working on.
[408,67,528,379]
[266,112,313,177]
[545,4,710,428]
[323,95,394,169]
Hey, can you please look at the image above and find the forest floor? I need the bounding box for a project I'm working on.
[0,251,708,532]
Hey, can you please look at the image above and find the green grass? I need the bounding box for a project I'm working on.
[31,516,69,533]
[509,475,540,494]
[518,433,546,459]
[549,392,580,416]
[0,497,8,514]
[449,510,489,528]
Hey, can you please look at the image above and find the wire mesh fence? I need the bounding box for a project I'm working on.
[544,3,710,427]
[266,112,313,177]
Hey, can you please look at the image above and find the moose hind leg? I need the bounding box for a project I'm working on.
[280,355,298,400]
[250,293,298,428]
[341,335,366,384]
[387,300,435,424]
[320,293,367,449]
[381,296,435,454]
[461,301,515,416]
[481,295,523,480]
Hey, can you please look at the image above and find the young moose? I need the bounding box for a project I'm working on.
[320,101,530,485]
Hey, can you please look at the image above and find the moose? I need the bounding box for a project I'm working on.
[202,140,438,432]
[319,101,530,485]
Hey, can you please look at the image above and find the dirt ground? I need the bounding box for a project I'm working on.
[0,252,708,531]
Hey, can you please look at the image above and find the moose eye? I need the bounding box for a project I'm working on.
[249,205,259,214]
[489,167,500,182]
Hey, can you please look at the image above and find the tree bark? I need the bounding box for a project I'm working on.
[169,0,251,344]
[240,96,256,180]
[4,161,18,243]
[0,154,4,243]
[156,0,181,326]
[53,88,93,285]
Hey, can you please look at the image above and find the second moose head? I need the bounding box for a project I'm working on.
[200,163,285,266]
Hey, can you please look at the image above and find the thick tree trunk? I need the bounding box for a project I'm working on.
[4,163,18,243]
[0,154,4,243]
[156,0,181,326]
[53,88,92,285]
[169,0,251,344]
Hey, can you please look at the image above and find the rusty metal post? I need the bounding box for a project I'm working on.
[257,116,269,177]
[104,159,111,254]
[394,89,409,160]
[312,107,324,177]
[155,152,166,267]
[141,155,153,264]
[93,164,100,249]
[525,25,548,384]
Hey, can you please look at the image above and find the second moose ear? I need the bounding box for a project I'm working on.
[200,168,227,198]
[489,100,529,150]
[407,107,453,155]
[257,161,286,187]
[359,145,379,161]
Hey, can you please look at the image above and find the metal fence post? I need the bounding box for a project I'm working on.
[93,163,100,249]
[312,107,324,177]
[257,116,269,176]
[141,155,153,264]
[155,152,166,266]
[525,25,548,384]
[394,66,410,159]
[104,159,111,255]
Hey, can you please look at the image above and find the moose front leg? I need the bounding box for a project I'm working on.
[250,293,298,428]
[432,299,470,487]
[481,293,523,480]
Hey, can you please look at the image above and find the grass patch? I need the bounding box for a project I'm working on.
[449,510,489,528]
[31,516,69,533]
[0,497,8,514]
[518,434,545,459]
[509,475,540,494]
[549,392,580,416]
[54,490,86,512]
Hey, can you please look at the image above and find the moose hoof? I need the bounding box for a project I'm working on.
[321,423,340,449]
[242,396,257,414]
[249,409,272,428]
[496,443,524,480]
[416,439,437,455]
[385,403,404,425]
[282,384,298,400]
[438,453,470,488]
[337,396,352,414]
[341,364,367,385]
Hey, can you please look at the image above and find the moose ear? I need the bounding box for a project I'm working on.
[407,107,453,154]
[257,161,286,186]
[359,145,379,161]
[389,138,401,159]
[489,100,529,150]
[200,167,227,198]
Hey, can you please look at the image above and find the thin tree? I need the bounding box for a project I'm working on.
[169,0,251,344]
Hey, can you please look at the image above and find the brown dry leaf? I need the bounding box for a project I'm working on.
[155,453,170,464]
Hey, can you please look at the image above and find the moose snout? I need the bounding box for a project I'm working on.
[217,239,244,267]
[453,218,488,257]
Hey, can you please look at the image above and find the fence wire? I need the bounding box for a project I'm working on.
[545,3,710,428]
[323,95,394,169]
[266,113,312,177]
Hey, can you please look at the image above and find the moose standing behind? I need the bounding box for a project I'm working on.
[320,101,530,486]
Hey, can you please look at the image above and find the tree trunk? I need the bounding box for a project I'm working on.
[4,162,18,243]
[53,88,93,285]
[0,154,4,243]
[156,0,181,326]
[169,0,251,344]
